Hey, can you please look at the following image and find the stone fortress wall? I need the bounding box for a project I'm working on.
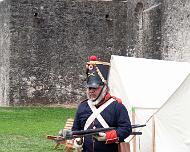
[0,0,190,106]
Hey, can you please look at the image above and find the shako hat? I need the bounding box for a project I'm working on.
[86,55,110,88]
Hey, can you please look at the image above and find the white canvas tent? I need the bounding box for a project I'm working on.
[154,74,190,151]
[108,55,190,152]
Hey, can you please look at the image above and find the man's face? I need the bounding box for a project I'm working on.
[86,85,103,101]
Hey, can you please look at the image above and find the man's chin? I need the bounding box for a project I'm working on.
[89,97,97,101]
[90,98,96,101]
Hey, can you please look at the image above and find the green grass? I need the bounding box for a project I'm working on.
[0,107,76,152]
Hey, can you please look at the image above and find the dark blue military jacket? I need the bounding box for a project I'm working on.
[72,98,132,152]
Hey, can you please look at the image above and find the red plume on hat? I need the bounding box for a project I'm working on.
[89,55,97,61]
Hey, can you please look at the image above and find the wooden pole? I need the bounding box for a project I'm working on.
[132,107,136,152]
[152,116,155,152]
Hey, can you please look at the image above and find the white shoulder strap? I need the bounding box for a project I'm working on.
[84,98,115,130]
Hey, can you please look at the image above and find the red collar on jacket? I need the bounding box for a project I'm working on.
[95,92,111,108]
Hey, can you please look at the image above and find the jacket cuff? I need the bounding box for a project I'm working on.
[105,130,119,144]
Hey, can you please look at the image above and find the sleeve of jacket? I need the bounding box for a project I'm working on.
[115,102,132,141]
[72,103,83,131]
[105,102,132,143]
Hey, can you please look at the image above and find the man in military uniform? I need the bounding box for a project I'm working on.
[72,56,132,152]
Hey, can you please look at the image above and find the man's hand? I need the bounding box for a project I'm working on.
[93,132,106,141]
[58,129,68,137]
[73,137,83,149]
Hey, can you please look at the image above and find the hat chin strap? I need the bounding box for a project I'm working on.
[90,85,108,106]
